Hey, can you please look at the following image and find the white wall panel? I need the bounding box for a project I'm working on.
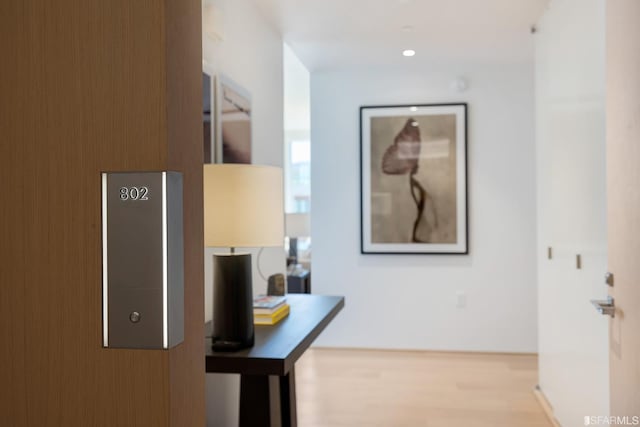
[535,0,609,423]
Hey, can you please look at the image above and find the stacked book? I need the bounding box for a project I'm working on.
[253,295,290,325]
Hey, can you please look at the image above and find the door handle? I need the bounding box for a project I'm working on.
[605,272,614,287]
[590,296,615,318]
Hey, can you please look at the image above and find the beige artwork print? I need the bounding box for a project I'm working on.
[370,114,457,244]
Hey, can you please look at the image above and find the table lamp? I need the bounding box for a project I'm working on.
[285,213,310,265]
[204,164,284,351]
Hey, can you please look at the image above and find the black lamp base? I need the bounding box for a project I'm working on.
[288,237,298,265]
[211,253,254,352]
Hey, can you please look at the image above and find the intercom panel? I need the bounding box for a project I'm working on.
[101,172,184,349]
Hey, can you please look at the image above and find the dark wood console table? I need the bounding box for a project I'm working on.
[205,294,345,427]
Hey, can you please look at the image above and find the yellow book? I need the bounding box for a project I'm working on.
[254,304,290,325]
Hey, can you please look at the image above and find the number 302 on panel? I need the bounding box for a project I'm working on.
[119,186,149,201]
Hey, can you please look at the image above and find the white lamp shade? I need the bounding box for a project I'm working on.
[285,213,310,238]
[204,164,284,247]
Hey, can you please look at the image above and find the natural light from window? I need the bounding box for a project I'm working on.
[283,43,310,215]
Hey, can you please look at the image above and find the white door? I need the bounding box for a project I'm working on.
[536,0,610,424]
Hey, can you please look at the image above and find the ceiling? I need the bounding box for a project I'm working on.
[252,0,550,71]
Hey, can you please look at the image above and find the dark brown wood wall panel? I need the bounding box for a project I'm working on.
[165,0,206,425]
[0,0,203,425]
[0,1,30,424]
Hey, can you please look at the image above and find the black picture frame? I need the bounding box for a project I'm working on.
[215,74,252,164]
[202,70,214,164]
[360,103,469,255]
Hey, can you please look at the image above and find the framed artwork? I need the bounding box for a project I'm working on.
[360,103,468,254]
[202,69,214,164]
[215,75,252,164]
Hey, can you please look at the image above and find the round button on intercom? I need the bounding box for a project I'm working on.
[129,311,141,323]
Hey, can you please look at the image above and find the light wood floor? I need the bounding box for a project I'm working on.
[296,348,552,427]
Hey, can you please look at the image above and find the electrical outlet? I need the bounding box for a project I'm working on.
[456,291,466,308]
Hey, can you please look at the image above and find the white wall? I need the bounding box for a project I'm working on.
[535,0,608,423]
[202,0,284,425]
[311,64,538,352]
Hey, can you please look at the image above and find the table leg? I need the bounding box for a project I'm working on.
[238,368,298,427]
[280,367,297,427]
[239,375,280,427]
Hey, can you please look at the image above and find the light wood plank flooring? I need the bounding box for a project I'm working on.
[296,348,552,427]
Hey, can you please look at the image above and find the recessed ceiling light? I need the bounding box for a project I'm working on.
[402,49,416,57]
[410,106,418,112]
